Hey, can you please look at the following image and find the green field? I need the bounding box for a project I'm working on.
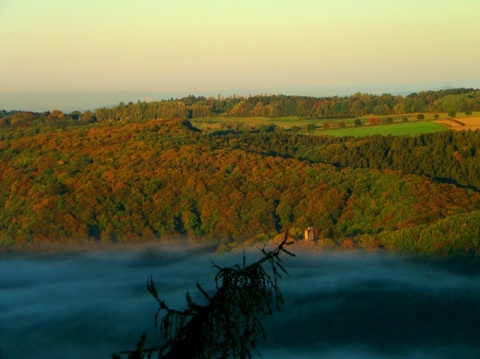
[192,115,453,136]
[320,121,446,137]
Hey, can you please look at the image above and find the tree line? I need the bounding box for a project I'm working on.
[1,88,480,130]
[94,88,480,120]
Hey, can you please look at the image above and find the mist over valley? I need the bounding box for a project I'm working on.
[2,246,480,358]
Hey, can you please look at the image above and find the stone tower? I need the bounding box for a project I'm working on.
[304,226,315,241]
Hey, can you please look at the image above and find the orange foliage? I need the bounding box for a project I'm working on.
[341,239,355,249]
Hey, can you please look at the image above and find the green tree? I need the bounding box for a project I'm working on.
[306,123,316,131]
[113,236,295,359]
[448,110,457,118]
[417,114,425,120]
[354,118,362,127]
[434,114,440,119]
[80,110,96,124]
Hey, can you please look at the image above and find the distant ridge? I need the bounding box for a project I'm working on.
[2,82,480,112]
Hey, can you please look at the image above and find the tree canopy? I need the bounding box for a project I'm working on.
[1,118,479,256]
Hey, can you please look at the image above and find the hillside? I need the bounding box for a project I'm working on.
[217,130,480,191]
[1,118,479,255]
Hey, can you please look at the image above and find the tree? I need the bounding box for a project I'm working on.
[306,123,316,131]
[434,114,440,119]
[354,119,362,127]
[417,114,425,120]
[465,110,472,116]
[113,235,295,359]
[69,111,81,120]
[448,110,457,118]
[385,117,393,125]
[259,124,276,133]
[80,110,96,124]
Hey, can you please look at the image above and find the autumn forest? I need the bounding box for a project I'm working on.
[1,88,480,256]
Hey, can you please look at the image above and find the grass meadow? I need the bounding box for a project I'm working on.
[191,112,479,136]
[319,121,446,137]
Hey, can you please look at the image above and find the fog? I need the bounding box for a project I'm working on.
[2,245,480,358]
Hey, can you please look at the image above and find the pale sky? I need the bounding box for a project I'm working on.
[1,0,480,110]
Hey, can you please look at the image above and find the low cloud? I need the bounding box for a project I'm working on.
[1,248,480,358]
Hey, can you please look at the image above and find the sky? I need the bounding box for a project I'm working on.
[1,0,480,111]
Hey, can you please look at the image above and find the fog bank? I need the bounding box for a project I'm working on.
[1,247,480,358]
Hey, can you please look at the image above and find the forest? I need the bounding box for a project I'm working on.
[1,103,479,255]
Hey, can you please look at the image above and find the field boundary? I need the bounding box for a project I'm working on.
[445,119,465,126]
[434,117,480,131]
